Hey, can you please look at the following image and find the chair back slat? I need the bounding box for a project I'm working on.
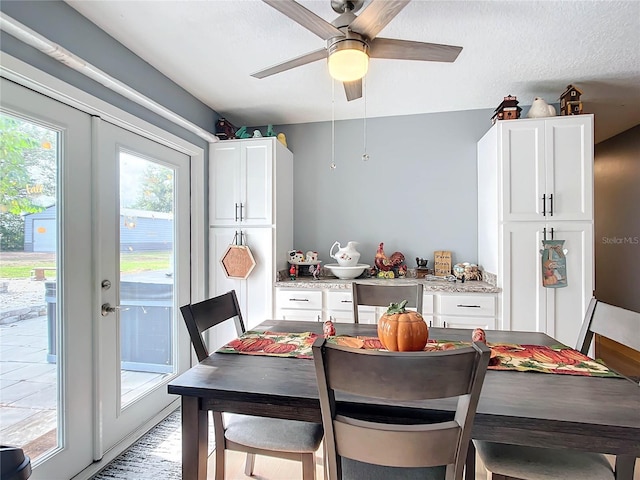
[576,298,640,354]
[180,290,245,362]
[334,418,460,468]
[352,283,423,323]
[313,338,490,480]
[323,345,481,400]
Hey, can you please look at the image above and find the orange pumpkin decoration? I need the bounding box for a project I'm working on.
[377,300,429,352]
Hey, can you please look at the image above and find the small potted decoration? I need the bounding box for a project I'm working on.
[377,300,428,351]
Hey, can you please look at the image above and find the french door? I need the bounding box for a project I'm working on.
[0,78,192,479]
[94,119,191,454]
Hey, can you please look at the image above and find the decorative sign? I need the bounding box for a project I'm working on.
[540,240,567,288]
[434,251,452,277]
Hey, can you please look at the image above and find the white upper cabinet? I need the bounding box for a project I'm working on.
[210,138,273,226]
[486,115,594,222]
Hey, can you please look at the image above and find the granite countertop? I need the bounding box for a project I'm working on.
[275,277,501,293]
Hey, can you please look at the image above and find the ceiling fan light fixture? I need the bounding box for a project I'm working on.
[327,38,369,82]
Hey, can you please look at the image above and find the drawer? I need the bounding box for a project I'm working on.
[439,295,496,317]
[326,291,353,311]
[276,289,322,310]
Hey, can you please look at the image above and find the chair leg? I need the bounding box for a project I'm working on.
[214,447,225,480]
[302,452,316,480]
[465,441,476,480]
[244,453,256,476]
[212,412,226,480]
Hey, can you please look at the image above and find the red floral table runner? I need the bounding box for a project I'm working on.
[218,331,620,377]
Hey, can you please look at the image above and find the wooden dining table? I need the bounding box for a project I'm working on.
[168,320,640,480]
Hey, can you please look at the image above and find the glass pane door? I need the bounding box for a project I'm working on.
[95,119,191,454]
[0,77,94,480]
[0,113,59,461]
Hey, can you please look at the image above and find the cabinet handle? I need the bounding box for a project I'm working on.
[239,203,244,221]
[340,300,352,303]
[542,194,546,216]
[317,315,321,322]
[549,193,553,217]
[457,304,481,308]
[429,320,432,327]
[289,298,309,302]
[443,321,447,328]
[550,227,554,240]
[234,203,239,222]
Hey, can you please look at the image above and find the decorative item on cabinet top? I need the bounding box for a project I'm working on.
[559,84,583,116]
[491,95,522,124]
[526,97,557,118]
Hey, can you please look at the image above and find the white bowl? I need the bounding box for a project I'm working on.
[325,264,370,280]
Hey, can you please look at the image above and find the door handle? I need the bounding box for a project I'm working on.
[101,303,127,316]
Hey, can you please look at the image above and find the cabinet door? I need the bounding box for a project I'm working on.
[501,223,547,333]
[544,117,593,221]
[209,227,243,345]
[210,143,241,225]
[242,140,272,225]
[500,120,546,221]
[241,228,274,329]
[210,227,273,330]
[502,221,594,345]
[544,222,594,347]
[441,316,496,330]
[276,309,322,322]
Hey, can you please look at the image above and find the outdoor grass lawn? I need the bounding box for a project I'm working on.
[0,251,171,279]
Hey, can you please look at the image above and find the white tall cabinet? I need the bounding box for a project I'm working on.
[209,138,293,334]
[477,115,594,347]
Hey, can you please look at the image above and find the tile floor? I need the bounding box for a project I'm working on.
[0,314,163,461]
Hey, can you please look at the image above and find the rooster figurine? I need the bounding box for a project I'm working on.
[375,242,392,271]
[375,243,406,273]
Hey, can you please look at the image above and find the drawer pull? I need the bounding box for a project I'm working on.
[289,298,309,302]
[457,304,481,308]
[340,300,352,304]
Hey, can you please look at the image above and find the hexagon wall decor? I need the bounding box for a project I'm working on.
[221,245,256,279]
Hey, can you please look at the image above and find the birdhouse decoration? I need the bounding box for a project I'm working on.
[559,84,583,116]
[491,95,522,124]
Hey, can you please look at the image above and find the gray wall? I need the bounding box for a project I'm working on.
[1,0,217,148]
[594,124,640,313]
[278,108,494,269]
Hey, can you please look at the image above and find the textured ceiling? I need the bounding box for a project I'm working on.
[66,0,640,143]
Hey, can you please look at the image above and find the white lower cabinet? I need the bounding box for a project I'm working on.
[275,289,322,322]
[434,294,497,330]
[275,288,497,330]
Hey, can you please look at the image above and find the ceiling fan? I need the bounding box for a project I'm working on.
[252,0,463,101]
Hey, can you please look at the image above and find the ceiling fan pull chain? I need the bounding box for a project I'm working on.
[362,75,369,161]
[330,79,337,170]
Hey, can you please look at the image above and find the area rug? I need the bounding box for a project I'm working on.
[92,409,214,479]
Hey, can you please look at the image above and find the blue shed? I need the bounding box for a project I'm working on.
[24,206,173,252]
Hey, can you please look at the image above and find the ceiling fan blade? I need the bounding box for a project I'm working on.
[344,79,362,101]
[262,0,342,40]
[251,48,328,79]
[370,37,462,62]
[349,0,410,40]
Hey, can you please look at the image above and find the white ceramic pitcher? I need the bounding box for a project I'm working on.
[329,241,361,267]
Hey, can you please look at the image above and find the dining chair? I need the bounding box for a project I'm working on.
[351,282,423,323]
[180,290,324,480]
[474,297,640,480]
[312,336,491,480]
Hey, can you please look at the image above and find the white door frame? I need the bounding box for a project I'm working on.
[1,53,208,479]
